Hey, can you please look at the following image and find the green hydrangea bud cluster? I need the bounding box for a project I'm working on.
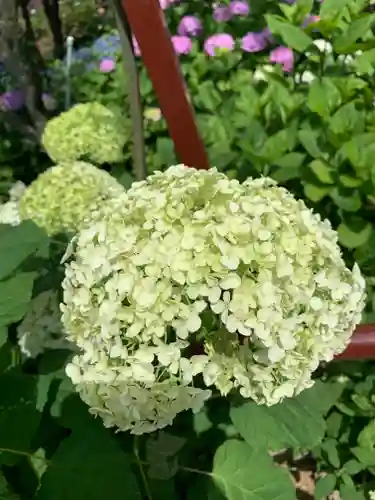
[42,102,127,164]
[19,161,125,235]
[61,165,365,435]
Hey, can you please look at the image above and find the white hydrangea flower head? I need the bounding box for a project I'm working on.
[17,290,74,358]
[18,161,125,236]
[42,102,128,164]
[0,181,26,226]
[61,165,365,433]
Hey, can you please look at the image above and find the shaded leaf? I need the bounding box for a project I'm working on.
[209,440,296,500]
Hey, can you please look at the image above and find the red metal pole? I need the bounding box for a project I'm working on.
[335,324,375,360]
[120,0,210,170]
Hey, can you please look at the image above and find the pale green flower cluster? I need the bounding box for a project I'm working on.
[42,102,127,164]
[61,165,365,434]
[19,161,125,235]
[17,291,74,358]
[0,181,26,226]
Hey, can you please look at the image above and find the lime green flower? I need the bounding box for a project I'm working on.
[19,161,125,235]
[62,165,365,434]
[42,102,128,164]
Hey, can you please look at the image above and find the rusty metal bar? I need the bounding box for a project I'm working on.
[335,325,375,360]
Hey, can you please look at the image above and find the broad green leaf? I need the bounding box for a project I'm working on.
[209,440,296,500]
[0,221,49,281]
[304,184,331,202]
[353,48,375,75]
[146,431,186,480]
[36,425,141,500]
[339,175,364,188]
[334,14,375,52]
[339,484,366,500]
[329,102,363,135]
[0,327,7,348]
[319,0,352,21]
[351,446,375,466]
[338,221,372,249]
[307,79,341,118]
[314,474,336,500]
[321,438,341,468]
[330,189,362,212]
[298,129,324,158]
[342,459,364,475]
[271,153,306,182]
[0,273,36,327]
[154,138,177,167]
[0,371,41,466]
[266,15,313,51]
[309,159,335,184]
[230,382,335,451]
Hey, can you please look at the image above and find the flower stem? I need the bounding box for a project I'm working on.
[133,437,153,500]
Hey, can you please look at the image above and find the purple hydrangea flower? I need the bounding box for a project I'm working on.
[241,32,268,52]
[212,4,233,22]
[204,33,235,56]
[0,90,24,111]
[269,46,294,72]
[99,58,116,72]
[178,16,203,37]
[229,1,249,16]
[171,35,193,55]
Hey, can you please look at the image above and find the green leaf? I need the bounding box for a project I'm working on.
[329,102,362,135]
[351,446,375,466]
[314,474,336,499]
[266,15,313,51]
[334,14,375,52]
[299,129,324,158]
[0,273,36,327]
[0,221,49,281]
[309,159,335,184]
[154,138,177,167]
[271,153,306,182]
[307,79,341,119]
[353,48,375,75]
[0,371,41,466]
[209,440,296,500]
[330,189,362,212]
[338,221,372,249]
[319,0,352,22]
[304,184,331,202]
[230,382,334,451]
[321,438,341,468]
[343,459,364,475]
[146,431,186,480]
[339,484,366,500]
[36,425,141,500]
[339,175,364,188]
[0,326,7,348]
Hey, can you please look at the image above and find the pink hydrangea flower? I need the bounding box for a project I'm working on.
[204,33,235,56]
[229,1,249,16]
[302,15,320,28]
[269,46,294,72]
[0,90,24,111]
[99,58,116,73]
[171,35,193,55]
[178,16,203,37]
[132,36,140,56]
[241,32,267,52]
[212,4,233,22]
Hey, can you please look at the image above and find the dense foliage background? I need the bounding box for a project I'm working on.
[1,0,375,498]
